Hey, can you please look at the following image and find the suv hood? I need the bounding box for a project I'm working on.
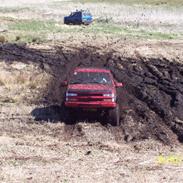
[68,84,114,93]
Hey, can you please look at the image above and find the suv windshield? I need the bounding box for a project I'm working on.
[70,71,112,85]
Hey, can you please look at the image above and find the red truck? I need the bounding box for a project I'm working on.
[61,67,123,126]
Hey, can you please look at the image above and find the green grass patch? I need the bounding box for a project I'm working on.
[8,20,57,32]
[83,22,178,40]
[6,19,180,42]
[139,30,177,39]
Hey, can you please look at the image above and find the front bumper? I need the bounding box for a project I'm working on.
[65,101,116,108]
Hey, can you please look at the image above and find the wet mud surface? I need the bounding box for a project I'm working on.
[0,43,183,145]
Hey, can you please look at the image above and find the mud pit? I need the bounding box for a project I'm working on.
[0,42,183,145]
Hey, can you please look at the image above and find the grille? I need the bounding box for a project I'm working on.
[67,90,112,102]
[77,93,103,96]
[77,98,104,102]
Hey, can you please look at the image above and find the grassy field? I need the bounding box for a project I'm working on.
[0,0,183,42]
[1,19,182,44]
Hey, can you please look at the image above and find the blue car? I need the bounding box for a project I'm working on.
[64,10,93,25]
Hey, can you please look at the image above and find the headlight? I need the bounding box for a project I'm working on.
[103,93,114,97]
[103,93,116,102]
[66,92,78,102]
[66,92,78,97]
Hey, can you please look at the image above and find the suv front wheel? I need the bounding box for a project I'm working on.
[108,104,120,126]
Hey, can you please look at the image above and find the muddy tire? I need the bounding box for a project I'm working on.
[108,104,120,126]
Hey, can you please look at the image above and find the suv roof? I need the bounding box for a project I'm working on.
[70,9,91,15]
[74,67,111,73]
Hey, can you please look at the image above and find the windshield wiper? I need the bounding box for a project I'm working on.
[87,81,99,84]
[70,81,82,84]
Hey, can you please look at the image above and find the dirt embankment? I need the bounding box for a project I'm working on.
[0,42,183,145]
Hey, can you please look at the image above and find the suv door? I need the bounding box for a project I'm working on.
[71,12,82,24]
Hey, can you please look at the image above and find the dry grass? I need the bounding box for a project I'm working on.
[0,62,50,104]
[0,79,5,86]
[0,36,6,43]
[0,64,49,88]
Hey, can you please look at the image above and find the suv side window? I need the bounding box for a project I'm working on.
[72,12,77,17]
[74,12,81,17]
[83,12,90,16]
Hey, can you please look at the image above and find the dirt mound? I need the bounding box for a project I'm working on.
[0,43,183,145]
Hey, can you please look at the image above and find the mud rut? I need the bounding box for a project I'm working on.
[1,43,183,145]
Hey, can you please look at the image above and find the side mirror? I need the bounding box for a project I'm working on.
[115,82,123,87]
[61,80,68,87]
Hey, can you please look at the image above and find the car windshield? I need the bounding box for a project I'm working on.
[70,71,112,85]
[83,12,91,16]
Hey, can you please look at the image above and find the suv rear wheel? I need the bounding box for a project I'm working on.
[108,104,120,126]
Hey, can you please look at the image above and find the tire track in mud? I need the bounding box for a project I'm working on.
[1,43,183,145]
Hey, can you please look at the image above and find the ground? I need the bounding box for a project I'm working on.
[0,0,183,183]
[1,113,183,183]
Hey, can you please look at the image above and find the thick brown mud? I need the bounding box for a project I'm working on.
[0,43,183,145]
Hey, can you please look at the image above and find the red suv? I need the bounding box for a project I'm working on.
[61,67,123,126]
